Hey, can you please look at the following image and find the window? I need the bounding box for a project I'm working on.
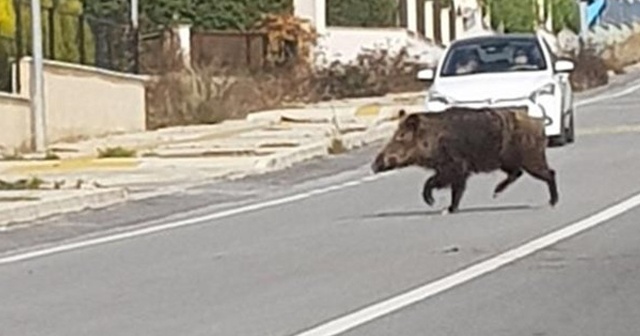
[440,36,548,77]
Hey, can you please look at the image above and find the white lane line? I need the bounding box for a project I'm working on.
[291,192,640,336]
[576,79,640,107]
[0,172,393,266]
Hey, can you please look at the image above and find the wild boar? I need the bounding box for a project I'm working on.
[371,107,558,214]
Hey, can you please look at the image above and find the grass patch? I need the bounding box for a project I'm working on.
[97,146,137,158]
[0,196,41,202]
[0,177,45,190]
[328,137,348,155]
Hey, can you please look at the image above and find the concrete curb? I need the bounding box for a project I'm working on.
[0,188,128,228]
[251,142,329,175]
[0,102,413,226]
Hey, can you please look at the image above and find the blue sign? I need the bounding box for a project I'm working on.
[586,0,607,27]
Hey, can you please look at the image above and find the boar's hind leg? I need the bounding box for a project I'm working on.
[523,161,559,206]
[493,167,523,198]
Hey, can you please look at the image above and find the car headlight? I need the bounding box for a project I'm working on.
[428,91,453,105]
[528,83,555,102]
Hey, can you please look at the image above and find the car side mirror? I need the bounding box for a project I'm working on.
[416,68,435,81]
[554,60,574,73]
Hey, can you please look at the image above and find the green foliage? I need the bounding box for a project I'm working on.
[488,0,536,33]
[83,0,295,30]
[326,0,398,27]
[97,146,137,158]
[83,0,128,19]
[551,0,579,33]
[137,0,293,30]
[486,0,580,34]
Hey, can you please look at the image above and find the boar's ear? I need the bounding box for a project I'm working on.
[402,113,421,133]
[398,109,407,118]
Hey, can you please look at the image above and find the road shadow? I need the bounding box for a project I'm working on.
[362,204,542,220]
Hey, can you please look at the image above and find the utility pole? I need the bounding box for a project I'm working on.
[577,0,589,41]
[131,0,140,73]
[30,0,46,152]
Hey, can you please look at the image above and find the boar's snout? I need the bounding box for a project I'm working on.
[371,152,398,173]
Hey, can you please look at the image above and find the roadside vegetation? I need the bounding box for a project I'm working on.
[4,0,636,129]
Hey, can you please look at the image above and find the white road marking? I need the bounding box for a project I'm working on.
[576,79,640,107]
[0,78,638,266]
[291,192,640,336]
[0,172,394,266]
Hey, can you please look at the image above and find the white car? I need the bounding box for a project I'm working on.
[417,33,576,146]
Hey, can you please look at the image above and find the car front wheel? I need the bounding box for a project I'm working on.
[566,109,575,144]
[548,113,567,147]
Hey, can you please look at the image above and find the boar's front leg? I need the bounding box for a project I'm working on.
[423,162,469,214]
[449,176,469,214]
[422,163,469,212]
[422,173,447,206]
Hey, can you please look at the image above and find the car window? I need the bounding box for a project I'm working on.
[440,37,548,77]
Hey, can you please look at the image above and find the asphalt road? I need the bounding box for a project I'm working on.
[1,74,640,336]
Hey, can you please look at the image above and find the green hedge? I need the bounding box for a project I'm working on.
[326,0,398,27]
[487,0,580,34]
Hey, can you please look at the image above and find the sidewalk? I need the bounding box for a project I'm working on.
[0,92,426,228]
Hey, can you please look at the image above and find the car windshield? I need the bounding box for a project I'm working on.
[440,36,547,77]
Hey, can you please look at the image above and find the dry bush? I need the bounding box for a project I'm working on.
[145,49,425,129]
[569,46,609,92]
[146,64,274,130]
[253,13,319,66]
[311,48,425,100]
[144,14,427,129]
[600,32,640,75]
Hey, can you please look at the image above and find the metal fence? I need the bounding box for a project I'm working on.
[190,30,268,71]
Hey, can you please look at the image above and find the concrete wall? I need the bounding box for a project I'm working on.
[0,92,31,152]
[8,57,147,150]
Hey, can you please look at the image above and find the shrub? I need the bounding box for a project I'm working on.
[569,46,608,92]
[601,32,640,74]
[145,46,426,129]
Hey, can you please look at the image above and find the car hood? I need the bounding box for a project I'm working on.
[431,72,552,103]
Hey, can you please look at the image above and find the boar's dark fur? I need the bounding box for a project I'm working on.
[371,107,558,214]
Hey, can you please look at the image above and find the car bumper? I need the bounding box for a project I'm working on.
[425,97,561,137]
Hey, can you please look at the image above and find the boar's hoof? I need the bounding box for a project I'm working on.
[442,206,460,215]
[423,194,435,206]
